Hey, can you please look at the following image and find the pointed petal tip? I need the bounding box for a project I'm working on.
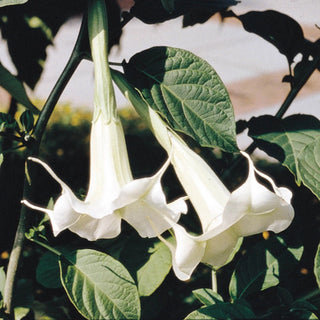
[21,199,51,215]
[27,156,40,163]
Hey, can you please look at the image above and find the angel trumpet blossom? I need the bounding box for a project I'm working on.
[112,71,295,280]
[22,0,187,241]
[163,149,294,280]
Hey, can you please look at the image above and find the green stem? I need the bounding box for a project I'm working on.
[28,237,62,257]
[33,14,88,143]
[3,178,31,317]
[3,14,88,317]
[275,55,320,118]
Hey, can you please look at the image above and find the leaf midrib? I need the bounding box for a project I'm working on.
[60,251,137,320]
[134,64,235,149]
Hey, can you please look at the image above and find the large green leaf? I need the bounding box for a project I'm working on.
[185,301,255,320]
[59,249,140,320]
[248,114,320,199]
[120,236,172,297]
[0,0,28,7]
[229,236,303,300]
[0,63,38,113]
[124,46,238,152]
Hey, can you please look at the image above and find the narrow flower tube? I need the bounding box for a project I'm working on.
[112,70,295,280]
[22,0,186,241]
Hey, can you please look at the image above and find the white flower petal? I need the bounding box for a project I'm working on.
[110,157,187,238]
[111,156,171,209]
[22,196,80,236]
[85,116,132,205]
[121,201,173,238]
[171,224,206,281]
[202,229,240,267]
[69,211,122,241]
[26,157,115,219]
[168,197,188,216]
[120,186,187,238]
[169,133,230,232]
[230,152,295,236]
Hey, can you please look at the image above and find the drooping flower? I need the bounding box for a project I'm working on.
[112,71,294,280]
[22,0,187,241]
[160,148,294,280]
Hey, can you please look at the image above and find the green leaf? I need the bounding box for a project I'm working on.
[314,243,320,288]
[20,110,34,132]
[185,301,255,320]
[0,267,5,301]
[59,249,140,320]
[124,46,238,152]
[137,241,171,296]
[229,10,305,63]
[288,299,319,320]
[291,299,318,313]
[14,307,31,320]
[192,288,224,306]
[0,112,18,130]
[36,251,62,289]
[248,114,320,199]
[0,63,39,113]
[229,236,303,300]
[0,0,28,7]
[120,236,172,297]
[0,1,82,89]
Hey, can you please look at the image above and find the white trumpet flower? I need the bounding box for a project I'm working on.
[112,71,294,280]
[162,149,294,280]
[22,118,186,241]
[22,0,187,241]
